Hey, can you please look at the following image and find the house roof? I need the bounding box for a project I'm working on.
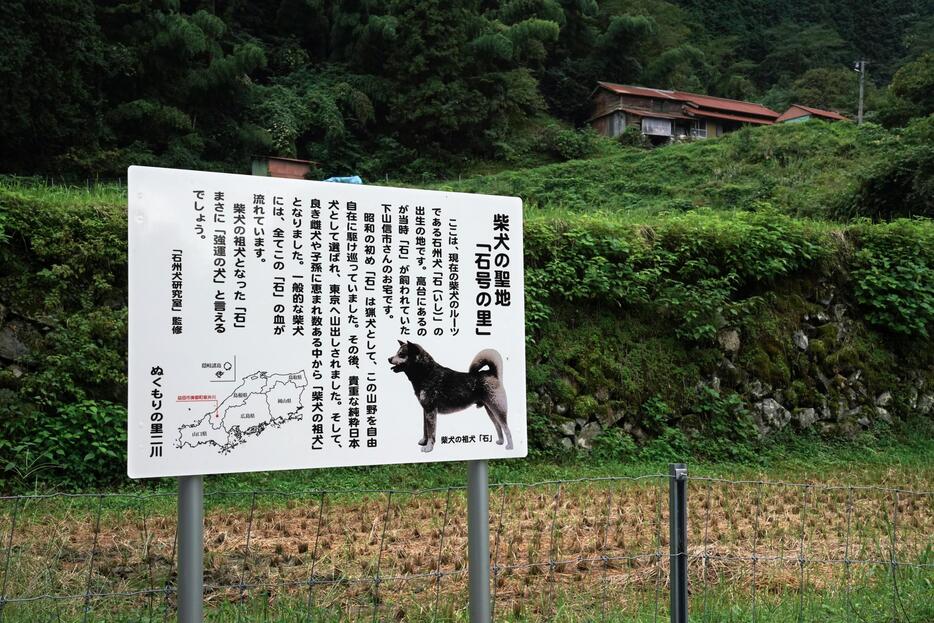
[685,108,775,125]
[620,108,690,120]
[587,104,691,122]
[252,155,317,165]
[595,82,780,121]
[776,104,847,122]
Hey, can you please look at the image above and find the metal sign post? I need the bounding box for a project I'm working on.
[467,459,491,623]
[177,475,204,623]
[669,463,688,623]
[129,167,526,622]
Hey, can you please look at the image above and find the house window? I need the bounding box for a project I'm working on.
[642,117,672,136]
[691,119,708,138]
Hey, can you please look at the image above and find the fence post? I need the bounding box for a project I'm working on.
[178,475,204,623]
[467,460,491,623]
[669,463,688,623]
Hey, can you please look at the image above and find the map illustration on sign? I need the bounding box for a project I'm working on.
[128,166,526,478]
[177,370,308,454]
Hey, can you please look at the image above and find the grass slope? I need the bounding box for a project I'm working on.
[441,121,889,219]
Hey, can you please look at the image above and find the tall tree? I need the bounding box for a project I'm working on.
[0,1,105,172]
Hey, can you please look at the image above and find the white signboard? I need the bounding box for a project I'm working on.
[127,166,526,478]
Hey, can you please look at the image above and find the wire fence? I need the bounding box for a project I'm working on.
[0,470,930,622]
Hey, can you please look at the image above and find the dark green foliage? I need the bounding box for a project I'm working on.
[2,122,934,489]
[0,398,126,489]
[687,387,757,462]
[618,126,650,148]
[446,121,902,218]
[876,52,934,126]
[0,0,931,177]
[0,1,105,172]
[523,210,829,340]
[788,67,871,115]
[850,219,934,337]
[835,117,934,220]
[540,125,599,160]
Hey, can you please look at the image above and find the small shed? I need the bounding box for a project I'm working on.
[251,156,316,179]
[777,105,847,123]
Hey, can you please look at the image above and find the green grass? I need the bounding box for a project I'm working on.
[111,429,934,502]
[0,120,891,220]
[0,547,930,622]
[0,174,127,208]
[437,121,892,219]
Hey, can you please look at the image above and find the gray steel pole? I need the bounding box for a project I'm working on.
[669,463,688,623]
[178,475,204,623]
[467,459,491,623]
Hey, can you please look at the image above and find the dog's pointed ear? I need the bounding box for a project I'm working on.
[397,339,405,346]
[408,342,427,362]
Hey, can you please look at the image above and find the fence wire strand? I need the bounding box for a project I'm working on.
[0,472,929,622]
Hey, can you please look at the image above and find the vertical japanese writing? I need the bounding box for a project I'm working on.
[272,195,286,336]
[348,375,359,448]
[366,371,377,448]
[328,199,343,447]
[474,242,492,336]
[346,200,359,368]
[252,193,266,261]
[310,385,324,451]
[232,202,247,329]
[192,190,206,239]
[448,219,460,336]
[414,205,427,336]
[213,191,227,334]
[493,214,512,308]
[309,197,325,452]
[431,207,444,335]
[381,204,393,317]
[309,199,323,383]
[170,250,183,335]
[474,213,511,336]
[291,197,305,337]
[364,208,378,448]
[149,367,164,458]
[397,204,410,336]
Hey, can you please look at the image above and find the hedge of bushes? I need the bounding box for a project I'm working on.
[0,182,932,489]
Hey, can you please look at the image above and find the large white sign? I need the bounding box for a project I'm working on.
[127,167,526,478]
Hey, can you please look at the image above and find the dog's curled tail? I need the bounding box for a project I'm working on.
[469,349,503,380]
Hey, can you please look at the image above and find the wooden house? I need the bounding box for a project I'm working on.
[777,104,847,123]
[588,82,780,142]
[251,155,316,179]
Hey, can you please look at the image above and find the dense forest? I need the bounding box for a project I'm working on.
[2,0,932,179]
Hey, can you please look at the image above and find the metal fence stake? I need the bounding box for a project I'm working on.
[669,463,688,623]
[178,475,204,623]
[467,460,491,623]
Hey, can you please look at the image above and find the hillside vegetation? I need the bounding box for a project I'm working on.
[0,121,932,490]
[446,117,934,220]
[2,1,932,178]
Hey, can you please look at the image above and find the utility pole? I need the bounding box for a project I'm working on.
[854,60,868,124]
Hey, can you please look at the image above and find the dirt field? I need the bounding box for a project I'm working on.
[0,472,931,621]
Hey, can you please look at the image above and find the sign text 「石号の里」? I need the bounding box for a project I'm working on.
[128,167,526,478]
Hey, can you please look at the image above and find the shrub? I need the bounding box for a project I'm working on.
[850,219,934,337]
[689,387,758,463]
[0,398,126,490]
[618,126,650,148]
[834,117,934,220]
[523,210,830,341]
[540,125,598,160]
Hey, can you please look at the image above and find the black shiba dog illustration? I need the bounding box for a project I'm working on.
[388,340,512,453]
